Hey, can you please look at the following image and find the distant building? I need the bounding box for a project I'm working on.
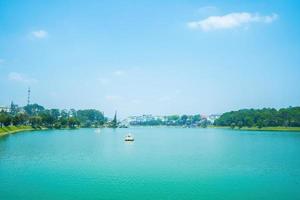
[207,114,221,123]
[0,106,10,112]
[125,113,221,127]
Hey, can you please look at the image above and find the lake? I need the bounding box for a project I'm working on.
[1,128,300,200]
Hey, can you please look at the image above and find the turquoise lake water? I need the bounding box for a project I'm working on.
[1,128,300,200]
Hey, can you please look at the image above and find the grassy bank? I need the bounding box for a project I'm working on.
[0,125,38,137]
[239,126,300,132]
[211,126,300,132]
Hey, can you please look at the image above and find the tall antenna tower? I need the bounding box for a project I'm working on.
[27,87,31,105]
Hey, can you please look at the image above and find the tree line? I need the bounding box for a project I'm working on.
[214,107,300,128]
[0,103,107,129]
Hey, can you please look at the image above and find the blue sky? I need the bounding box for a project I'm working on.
[1,0,300,118]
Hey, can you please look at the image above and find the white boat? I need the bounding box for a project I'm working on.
[124,134,134,141]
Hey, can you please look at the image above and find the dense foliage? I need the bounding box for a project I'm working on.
[214,107,300,128]
[0,103,107,129]
[76,109,106,127]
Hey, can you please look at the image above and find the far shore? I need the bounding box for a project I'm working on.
[210,125,300,132]
[127,125,300,132]
[1,125,300,138]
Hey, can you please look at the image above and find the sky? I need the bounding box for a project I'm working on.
[0,0,300,118]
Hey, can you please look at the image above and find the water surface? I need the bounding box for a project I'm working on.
[1,128,300,200]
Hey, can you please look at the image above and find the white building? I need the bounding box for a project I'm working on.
[207,114,221,123]
[0,106,10,112]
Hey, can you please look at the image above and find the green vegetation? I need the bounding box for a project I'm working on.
[2,101,300,134]
[0,103,109,136]
[209,125,300,131]
[0,125,35,137]
[238,126,300,131]
[214,107,300,130]
[76,109,106,127]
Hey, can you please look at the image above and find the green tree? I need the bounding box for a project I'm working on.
[24,104,45,116]
[230,122,236,129]
[0,112,9,127]
[68,117,80,128]
[0,112,12,127]
[12,113,28,126]
[77,109,106,127]
[200,119,208,128]
[29,116,42,127]
[39,110,56,127]
[237,121,243,129]
[214,107,300,128]
[59,117,68,128]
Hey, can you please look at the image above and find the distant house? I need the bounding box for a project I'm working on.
[207,114,221,123]
[0,106,10,112]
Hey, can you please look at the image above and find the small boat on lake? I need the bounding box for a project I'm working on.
[124,134,134,141]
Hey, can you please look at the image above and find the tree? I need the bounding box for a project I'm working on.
[59,117,68,128]
[180,115,188,125]
[77,109,106,127]
[257,120,264,129]
[192,115,201,123]
[29,116,42,127]
[12,113,28,126]
[214,107,300,128]
[39,111,56,127]
[10,101,18,115]
[68,117,80,128]
[3,104,108,129]
[50,109,60,121]
[24,104,45,116]
[244,116,254,128]
[230,122,236,129]
[0,112,12,127]
[237,121,243,129]
[109,111,118,128]
[0,112,8,127]
[167,115,180,121]
[200,119,208,128]
[60,109,69,118]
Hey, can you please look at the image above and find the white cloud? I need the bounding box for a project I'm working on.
[32,30,48,39]
[8,72,37,84]
[187,12,278,31]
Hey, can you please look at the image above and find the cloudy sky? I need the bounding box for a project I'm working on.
[0,0,299,118]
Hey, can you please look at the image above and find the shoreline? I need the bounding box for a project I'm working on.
[120,125,300,132]
[0,126,47,137]
[210,126,300,132]
[128,125,300,132]
[1,125,300,137]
